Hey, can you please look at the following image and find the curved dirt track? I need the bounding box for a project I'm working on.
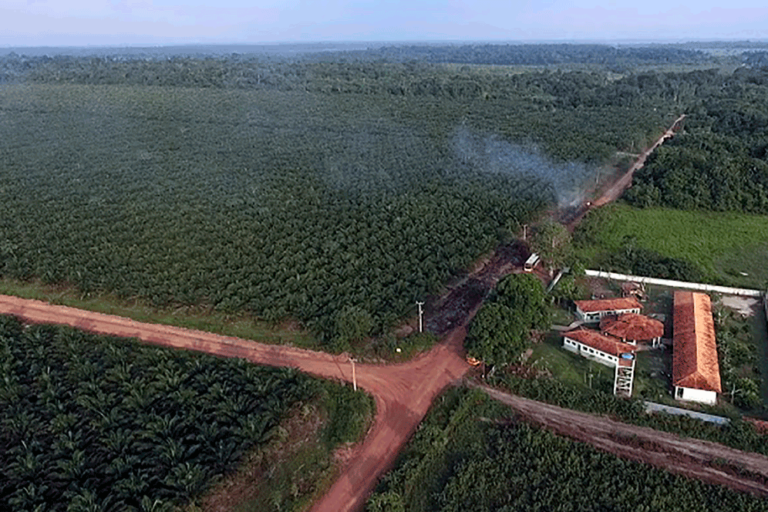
[0,295,471,512]
[477,385,768,498]
[592,114,686,209]
[564,114,686,229]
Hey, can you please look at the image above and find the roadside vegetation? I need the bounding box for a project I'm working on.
[367,387,768,511]
[0,316,372,511]
[0,278,313,347]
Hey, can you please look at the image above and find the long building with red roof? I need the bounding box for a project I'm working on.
[672,291,721,405]
[562,328,635,368]
[574,297,642,323]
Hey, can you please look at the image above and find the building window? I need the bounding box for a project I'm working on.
[676,387,684,399]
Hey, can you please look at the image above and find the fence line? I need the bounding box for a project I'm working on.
[643,401,730,425]
[584,270,764,298]
[764,292,768,319]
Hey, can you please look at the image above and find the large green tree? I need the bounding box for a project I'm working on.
[494,272,551,330]
[530,219,572,276]
[465,274,549,367]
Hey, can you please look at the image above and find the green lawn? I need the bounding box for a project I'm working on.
[530,334,614,394]
[548,304,576,326]
[577,203,768,289]
[634,348,674,403]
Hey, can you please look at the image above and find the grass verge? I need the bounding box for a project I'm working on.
[0,277,314,347]
[192,382,374,512]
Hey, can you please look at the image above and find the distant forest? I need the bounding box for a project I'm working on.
[627,67,768,214]
[1,43,766,342]
[0,42,713,76]
[324,43,710,68]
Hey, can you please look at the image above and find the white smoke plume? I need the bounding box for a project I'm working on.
[453,126,596,208]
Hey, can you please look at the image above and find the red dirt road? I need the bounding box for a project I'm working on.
[477,385,768,497]
[6,292,768,508]
[592,114,686,208]
[0,295,471,512]
[563,114,686,229]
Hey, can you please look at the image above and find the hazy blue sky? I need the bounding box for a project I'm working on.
[2,0,767,47]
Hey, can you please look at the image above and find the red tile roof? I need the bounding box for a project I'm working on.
[600,313,664,342]
[575,297,642,313]
[563,329,635,357]
[673,292,722,394]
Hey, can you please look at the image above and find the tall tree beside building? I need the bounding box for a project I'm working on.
[530,219,572,276]
[465,274,549,367]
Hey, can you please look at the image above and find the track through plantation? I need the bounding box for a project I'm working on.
[0,295,470,512]
[5,113,758,511]
[4,284,768,508]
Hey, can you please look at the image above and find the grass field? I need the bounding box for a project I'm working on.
[576,203,768,289]
[530,333,614,394]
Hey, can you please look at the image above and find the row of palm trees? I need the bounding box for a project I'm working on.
[0,61,676,344]
[367,387,768,512]
[0,316,319,511]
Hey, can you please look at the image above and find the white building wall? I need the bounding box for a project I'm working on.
[576,307,641,323]
[675,386,717,406]
[563,337,619,368]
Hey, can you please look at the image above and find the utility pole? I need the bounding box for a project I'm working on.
[349,356,357,391]
[416,301,425,333]
[522,224,528,241]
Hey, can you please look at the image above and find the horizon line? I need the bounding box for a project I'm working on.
[3,37,768,50]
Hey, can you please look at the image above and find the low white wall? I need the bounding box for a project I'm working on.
[644,401,729,425]
[677,386,717,406]
[585,270,764,297]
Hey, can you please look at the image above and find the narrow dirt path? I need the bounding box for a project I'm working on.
[563,113,686,229]
[475,384,768,497]
[592,114,686,208]
[0,295,471,512]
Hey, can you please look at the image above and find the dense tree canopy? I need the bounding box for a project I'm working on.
[464,274,549,366]
[627,67,768,215]
[0,315,370,511]
[0,51,682,343]
[529,219,572,275]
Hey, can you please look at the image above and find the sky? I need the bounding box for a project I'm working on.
[1,0,767,47]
